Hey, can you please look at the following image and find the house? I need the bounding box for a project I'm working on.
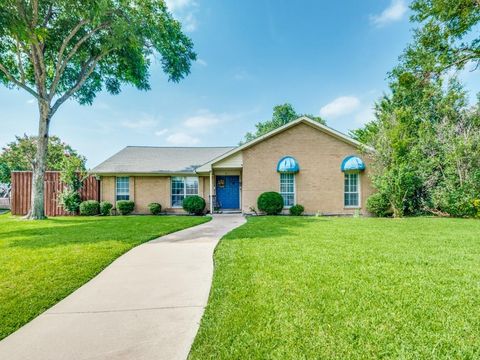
[91,117,374,215]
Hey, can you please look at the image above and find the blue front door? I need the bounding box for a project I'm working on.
[216,176,240,209]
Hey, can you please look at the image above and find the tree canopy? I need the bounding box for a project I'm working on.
[353,0,480,218]
[0,135,86,184]
[241,103,326,144]
[0,0,196,218]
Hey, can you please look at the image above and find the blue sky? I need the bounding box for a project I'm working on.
[1,0,480,168]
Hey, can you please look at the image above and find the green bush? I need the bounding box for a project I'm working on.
[99,201,113,216]
[148,202,162,215]
[367,193,391,217]
[257,192,284,215]
[182,196,206,215]
[58,189,81,214]
[289,204,304,216]
[474,199,480,218]
[116,200,135,215]
[79,200,100,216]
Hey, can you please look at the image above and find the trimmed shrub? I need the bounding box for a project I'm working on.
[116,200,135,215]
[79,200,100,216]
[289,204,305,216]
[100,201,113,216]
[148,202,162,215]
[257,191,284,215]
[182,195,206,215]
[367,193,391,217]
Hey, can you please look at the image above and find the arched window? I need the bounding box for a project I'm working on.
[341,156,365,208]
[277,156,299,208]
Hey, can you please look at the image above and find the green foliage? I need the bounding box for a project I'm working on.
[58,189,81,214]
[257,192,284,215]
[99,201,113,216]
[116,200,135,215]
[366,193,391,217]
[79,200,100,216]
[353,1,480,218]
[241,104,326,144]
[58,155,86,214]
[289,204,304,216]
[0,135,85,184]
[182,196,206,215]
[473,199,480,218]
[148,202,162,215]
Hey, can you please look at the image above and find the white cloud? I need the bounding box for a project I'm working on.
[121,118,157,129]
[319,96,361,118]
[370,0,407,27]
[165,0,198,32]
[155,128,169,136]
[354,106,376,125]
[165,0,194,12]
[26,99,35,104]
[196,58,207,67]
[166,132,200,145]
[183,110,222,131]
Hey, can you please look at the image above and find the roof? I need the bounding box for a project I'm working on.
[91,146,235,174]
[196,116,374,172]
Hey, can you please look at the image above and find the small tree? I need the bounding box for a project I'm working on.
[0,1,196,219]
[58,155,86,214]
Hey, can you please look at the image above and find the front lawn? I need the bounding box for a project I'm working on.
[190,217,480,359]
[0,213,208,340]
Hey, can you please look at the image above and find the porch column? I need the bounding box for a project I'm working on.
[209,170,213,213]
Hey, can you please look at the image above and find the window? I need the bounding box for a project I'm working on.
[171,176,199,207]
[344,173,359,207]
[280,173,295,208]
[116,177,129,201]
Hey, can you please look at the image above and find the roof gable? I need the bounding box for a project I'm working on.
[196,117,373,172]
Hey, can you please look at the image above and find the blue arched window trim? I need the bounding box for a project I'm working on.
[276,156,300,173]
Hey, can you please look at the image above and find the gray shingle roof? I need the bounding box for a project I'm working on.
[91,146,235,174]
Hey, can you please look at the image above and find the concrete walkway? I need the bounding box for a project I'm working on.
[0,214,245,360]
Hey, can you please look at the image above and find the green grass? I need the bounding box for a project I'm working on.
[0,212,208,340]
[190,217,480,359]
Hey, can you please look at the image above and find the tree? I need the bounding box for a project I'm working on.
[0,1,196,219]
[58,154,86,213]
[241,103,326,144]
[0,134,85,184]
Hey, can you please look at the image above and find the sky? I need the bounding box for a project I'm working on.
[2,0,480,168]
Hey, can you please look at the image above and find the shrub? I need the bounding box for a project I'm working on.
[473,199,480,218]
[257,192,284,215]
[289,204,304,216]
[79,200,100,216]
[182,195,206,215]
[99,201,113,216]
[116,200,135,215]
[148,202,162,215]
[58,189,81,213]
[367,193,391,217]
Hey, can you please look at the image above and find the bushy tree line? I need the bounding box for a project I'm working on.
[352,0,480,217]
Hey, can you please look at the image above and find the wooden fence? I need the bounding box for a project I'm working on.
[11,171,100,216]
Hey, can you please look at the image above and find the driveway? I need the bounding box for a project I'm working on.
[0,214,245,360]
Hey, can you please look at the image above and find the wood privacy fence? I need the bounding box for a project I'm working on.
[11,171,100,216]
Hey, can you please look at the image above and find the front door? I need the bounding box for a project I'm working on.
[216,176,240,209]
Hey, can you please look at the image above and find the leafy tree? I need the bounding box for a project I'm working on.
[241,103,326,144]
[0,135,85,184]
[0,1,196,219]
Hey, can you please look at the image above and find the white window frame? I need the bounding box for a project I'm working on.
[344,172,361,208]
[116,177,130,201]
[171,176,199,208]
[280,173,295,208]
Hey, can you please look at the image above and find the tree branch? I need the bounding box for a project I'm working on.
[49,22,109,99]
[15,37,26,84]
[0,62,39,98]
[51,51,110,115]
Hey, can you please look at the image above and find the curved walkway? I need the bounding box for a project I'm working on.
[0,214,245,360]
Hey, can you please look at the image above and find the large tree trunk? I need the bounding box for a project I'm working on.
[27,101,51,220]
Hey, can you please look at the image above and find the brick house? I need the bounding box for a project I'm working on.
[91,117,374,215]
